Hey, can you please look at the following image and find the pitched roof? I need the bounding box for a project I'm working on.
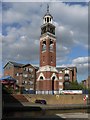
[56,66,77,71]
[10,61,24,67]
[4,61,24,68]
[23,64,39,70]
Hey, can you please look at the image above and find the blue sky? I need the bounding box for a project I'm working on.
[1,1,89,82]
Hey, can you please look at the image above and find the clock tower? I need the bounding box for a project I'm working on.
[36,5,59,94]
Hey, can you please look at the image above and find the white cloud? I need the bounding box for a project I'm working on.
[72,57,88,64]
[2,2,88,81]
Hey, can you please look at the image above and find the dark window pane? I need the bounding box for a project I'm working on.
[47,17,49,22]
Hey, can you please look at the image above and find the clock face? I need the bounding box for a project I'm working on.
[64,74,70,81]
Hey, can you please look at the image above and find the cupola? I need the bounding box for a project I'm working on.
[43,4,53,24]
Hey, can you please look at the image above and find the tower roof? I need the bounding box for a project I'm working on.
[43,4,53,19]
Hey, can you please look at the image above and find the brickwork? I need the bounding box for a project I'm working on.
[4,66,14,77]
[36,7,77,94]
[4,64,23,85]
[3,7,77,94]
[3,61,38,93]
[40,38,56,67]
[22,64,37,91]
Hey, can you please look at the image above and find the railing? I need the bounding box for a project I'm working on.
[36,90,59,95]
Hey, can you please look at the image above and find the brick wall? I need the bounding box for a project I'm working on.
[40,38,56,67]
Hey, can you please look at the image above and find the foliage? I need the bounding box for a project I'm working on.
[2,84,19,94]
[2,85,13,94]
[87,88,90,94]
[69,80,84,90]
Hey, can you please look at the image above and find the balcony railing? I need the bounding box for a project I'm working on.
[36,90,59,95]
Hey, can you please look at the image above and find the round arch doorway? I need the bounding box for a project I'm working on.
[52,76,55,94]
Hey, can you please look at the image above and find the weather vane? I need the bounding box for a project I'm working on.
[47,4,49,13]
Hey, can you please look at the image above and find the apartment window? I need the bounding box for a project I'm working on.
[29,68,33,72]
[30,81,33,85]
[24,68,26,71]
[25,81,27,84]
[59,71,62,73]
[29,74,32,78]
[26,67,28,71]
[30,88,33,90]
[16,73,19,76]
[25,88,28,91]
[59,76,62,80]
[19,73,22,76]
[31,75,34,78]
[22,81,25,85]
[59,82,63,85]
[16,80,18,84]
[23,74,28,78]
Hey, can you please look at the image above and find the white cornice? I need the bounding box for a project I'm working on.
[40,35,56,42]
[37,65,58,73]
[62,67,72,71]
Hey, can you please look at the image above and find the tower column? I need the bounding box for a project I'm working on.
[36,5,59,94]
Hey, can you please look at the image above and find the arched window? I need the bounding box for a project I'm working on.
[49,40,53,51]
[45,18,46,22]
[64,74,70,81]
[50,44,53,50]
[42,44,46,50]
[42,41,46,51]
[40,76,43,80]
[52,76,55,94]
[52,76,55,81]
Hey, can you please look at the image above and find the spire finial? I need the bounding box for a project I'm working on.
[47,4,49,13]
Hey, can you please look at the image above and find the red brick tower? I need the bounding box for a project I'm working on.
[36,5,59,94]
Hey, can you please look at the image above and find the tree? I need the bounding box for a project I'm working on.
[69,80,84,90]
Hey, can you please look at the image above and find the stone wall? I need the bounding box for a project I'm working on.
[24,94,86,105]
